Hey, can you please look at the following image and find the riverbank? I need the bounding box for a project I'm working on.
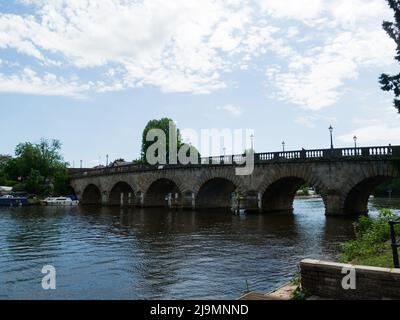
[340,208,399,268]
[238,283,297,300]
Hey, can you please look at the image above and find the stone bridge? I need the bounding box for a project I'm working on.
[70,146,400,216]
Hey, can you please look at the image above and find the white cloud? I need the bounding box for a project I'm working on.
[338,106,400,145]
[266,0,395,110]
[339,125,400,145]
[295,114,336,128]
[0,0,396,104]
[217,104,243,116]
[0,0,280,95]
[0,68,90,98]
[257,0,325,20]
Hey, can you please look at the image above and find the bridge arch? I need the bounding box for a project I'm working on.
[144,178,182,207]
[342,175,394,215]
[81,184,102,205]
[196,177,239,209]
[258,167,327,213]
[109,181,135,207]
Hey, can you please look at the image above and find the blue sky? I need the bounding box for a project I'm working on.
[0,0,399,167]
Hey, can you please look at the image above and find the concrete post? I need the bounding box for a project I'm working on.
[136,192,144,207]
[128,192,132,206]
[191,192,195,210]
[101,192,108,206]
[167,193,172,209]
[120,192,124,207]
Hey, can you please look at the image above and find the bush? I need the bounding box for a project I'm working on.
[12,183,27,192]
[290,270,311,300]
[341,209,399,265]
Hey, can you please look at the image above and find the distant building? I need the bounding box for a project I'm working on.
[109,160,132,167]
[0,186,13,195]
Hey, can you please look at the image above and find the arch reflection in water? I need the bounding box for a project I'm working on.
[0,198,399,299]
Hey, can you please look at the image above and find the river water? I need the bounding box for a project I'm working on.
[0,198,399,300]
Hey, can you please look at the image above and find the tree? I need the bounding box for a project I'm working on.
[380,0,400,113]
[141,118,183,164]
[4,139,70,196]
[0,155,12,186]
[25,169,45,194]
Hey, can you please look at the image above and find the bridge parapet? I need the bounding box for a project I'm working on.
[70,145,400,178]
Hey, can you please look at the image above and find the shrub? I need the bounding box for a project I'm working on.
[341,209,399,264]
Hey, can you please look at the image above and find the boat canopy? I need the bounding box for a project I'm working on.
[0,186,13,192]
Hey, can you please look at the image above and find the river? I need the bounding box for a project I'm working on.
[0,197,399,300]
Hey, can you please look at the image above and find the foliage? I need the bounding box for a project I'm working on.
[139,118,203,165]
[0,139,70,196]
[341,209,400,267]
[380,0,400,113]
[53,168,72,196]
[0,154,12,185]
[296,186,310,196]
[290,270,310,300]
[291,286,310,301]
[141,118,183,164]
[25,169,45,195]
[132,158,145,165]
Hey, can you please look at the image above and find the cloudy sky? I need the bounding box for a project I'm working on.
[0,0,399,166]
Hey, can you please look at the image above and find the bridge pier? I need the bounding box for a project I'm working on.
[231,192,262,214]
[101,192,108,206]
[182,192,196,210]
[135,191,144,208]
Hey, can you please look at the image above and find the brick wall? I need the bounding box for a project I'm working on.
[301,259,400,300]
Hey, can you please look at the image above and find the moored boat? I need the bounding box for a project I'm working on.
[0,195,29,207]
[41,197,79,206]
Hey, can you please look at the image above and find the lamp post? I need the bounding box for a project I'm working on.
[282,141,285,152]
[329,125,334,149]
[353,136,357,149]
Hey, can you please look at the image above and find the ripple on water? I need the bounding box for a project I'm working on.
[0,198,398,299]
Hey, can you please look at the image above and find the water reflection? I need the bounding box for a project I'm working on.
[0,198,399,300]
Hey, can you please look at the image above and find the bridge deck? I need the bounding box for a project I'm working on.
[70,145,399,178]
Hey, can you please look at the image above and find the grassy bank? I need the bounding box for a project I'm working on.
[340,209,399,268]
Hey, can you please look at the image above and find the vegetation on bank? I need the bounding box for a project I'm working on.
[0,139,71,197]
[340,209,400,268]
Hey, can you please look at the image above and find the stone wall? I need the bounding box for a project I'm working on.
[301,259,400,300]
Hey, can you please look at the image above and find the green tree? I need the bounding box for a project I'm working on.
[141,118,183,164]
[25,169,45,194]
[0,155,12,185]
[380,0,400,113]
[53,167,71,196]
[4,139,69,196]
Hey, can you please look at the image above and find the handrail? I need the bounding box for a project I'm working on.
[389,217,400,268]
[69,145,400,178]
